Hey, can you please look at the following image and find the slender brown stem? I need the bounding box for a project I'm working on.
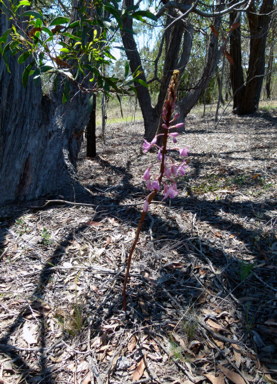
[123,190,157,310]
[123,71,179,310]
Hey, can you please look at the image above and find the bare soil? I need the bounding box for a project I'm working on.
[0,109,277,384]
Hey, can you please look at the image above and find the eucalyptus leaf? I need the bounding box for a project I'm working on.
[50,16,70,26]
[22,61,34,87]
[18,51,32,64]
[21,11,44,21]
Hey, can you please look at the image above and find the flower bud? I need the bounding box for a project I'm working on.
[143,168,151,180]
[143,200,149,212]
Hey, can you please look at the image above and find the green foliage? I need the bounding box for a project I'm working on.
[239,258,255,282]
[183,320,197,340]
[41,228,51,245]
[0,0,156,96]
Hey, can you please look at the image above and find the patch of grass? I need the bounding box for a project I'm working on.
[97,114,142,126]
[55,302,84,337]
[55,272,84,336]
[41,228,52,245]
[239,258,255,282]
[183,320,197,340]
[15,216,29,235]
[245,302,255,333]
[169,337,183,361]
[95,95,143,126]
[189,172,274,196]
[15,217,25,226]
[258,100,277,113]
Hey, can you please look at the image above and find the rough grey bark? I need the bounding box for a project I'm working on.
[0,4,91,205]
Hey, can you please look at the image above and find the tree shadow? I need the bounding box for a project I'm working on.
[0,153,276,382]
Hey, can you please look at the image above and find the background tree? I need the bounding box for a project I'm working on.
[119,0,258,141]
[265,10,277,99]
[229,0,274,114]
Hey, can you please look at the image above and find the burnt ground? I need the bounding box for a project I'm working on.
[0,109,276,384]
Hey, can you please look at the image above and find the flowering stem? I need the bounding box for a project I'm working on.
[123,70,180,311]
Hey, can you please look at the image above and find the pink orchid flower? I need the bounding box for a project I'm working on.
[143,137,157,153]
[179,147,189,157]
[164,183,178,199]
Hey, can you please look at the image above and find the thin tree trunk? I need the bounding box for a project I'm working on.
[202,88,207,117]
[215,59,225,121]
[86,95,97,157]
[265,22,275,99]
[101,93,106,144]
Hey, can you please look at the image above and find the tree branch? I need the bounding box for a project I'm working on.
[164,0,199,31]
[156,0,251,19]
[56,0,71,16]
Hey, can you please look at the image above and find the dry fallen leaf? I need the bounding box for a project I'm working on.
[105,236,111,246]
[206,319,226,332]
[68,360,88,372]
[213,338,224,349]
[81,372,92,384]
[133,355,146,382]
[128,336,137,352]
[172,332,187,349]
[218,365,246,384]
[264,320,277,326]
[205,372,224,384]
[138,298,149,316]
[87,221,103,226]
[232,344,242,368]
[214,232,222,238]
[22,322,38,344]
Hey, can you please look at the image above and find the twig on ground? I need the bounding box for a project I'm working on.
[31,199,96,208]
[148,333,200,383]
[200,326,250,384]
[199,321,242,345]
[252,271,277,293]
[188,240,241,306]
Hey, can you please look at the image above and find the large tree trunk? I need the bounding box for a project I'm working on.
[0,5,91,205]
[230,0,274,115]
[229,11,244,110]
